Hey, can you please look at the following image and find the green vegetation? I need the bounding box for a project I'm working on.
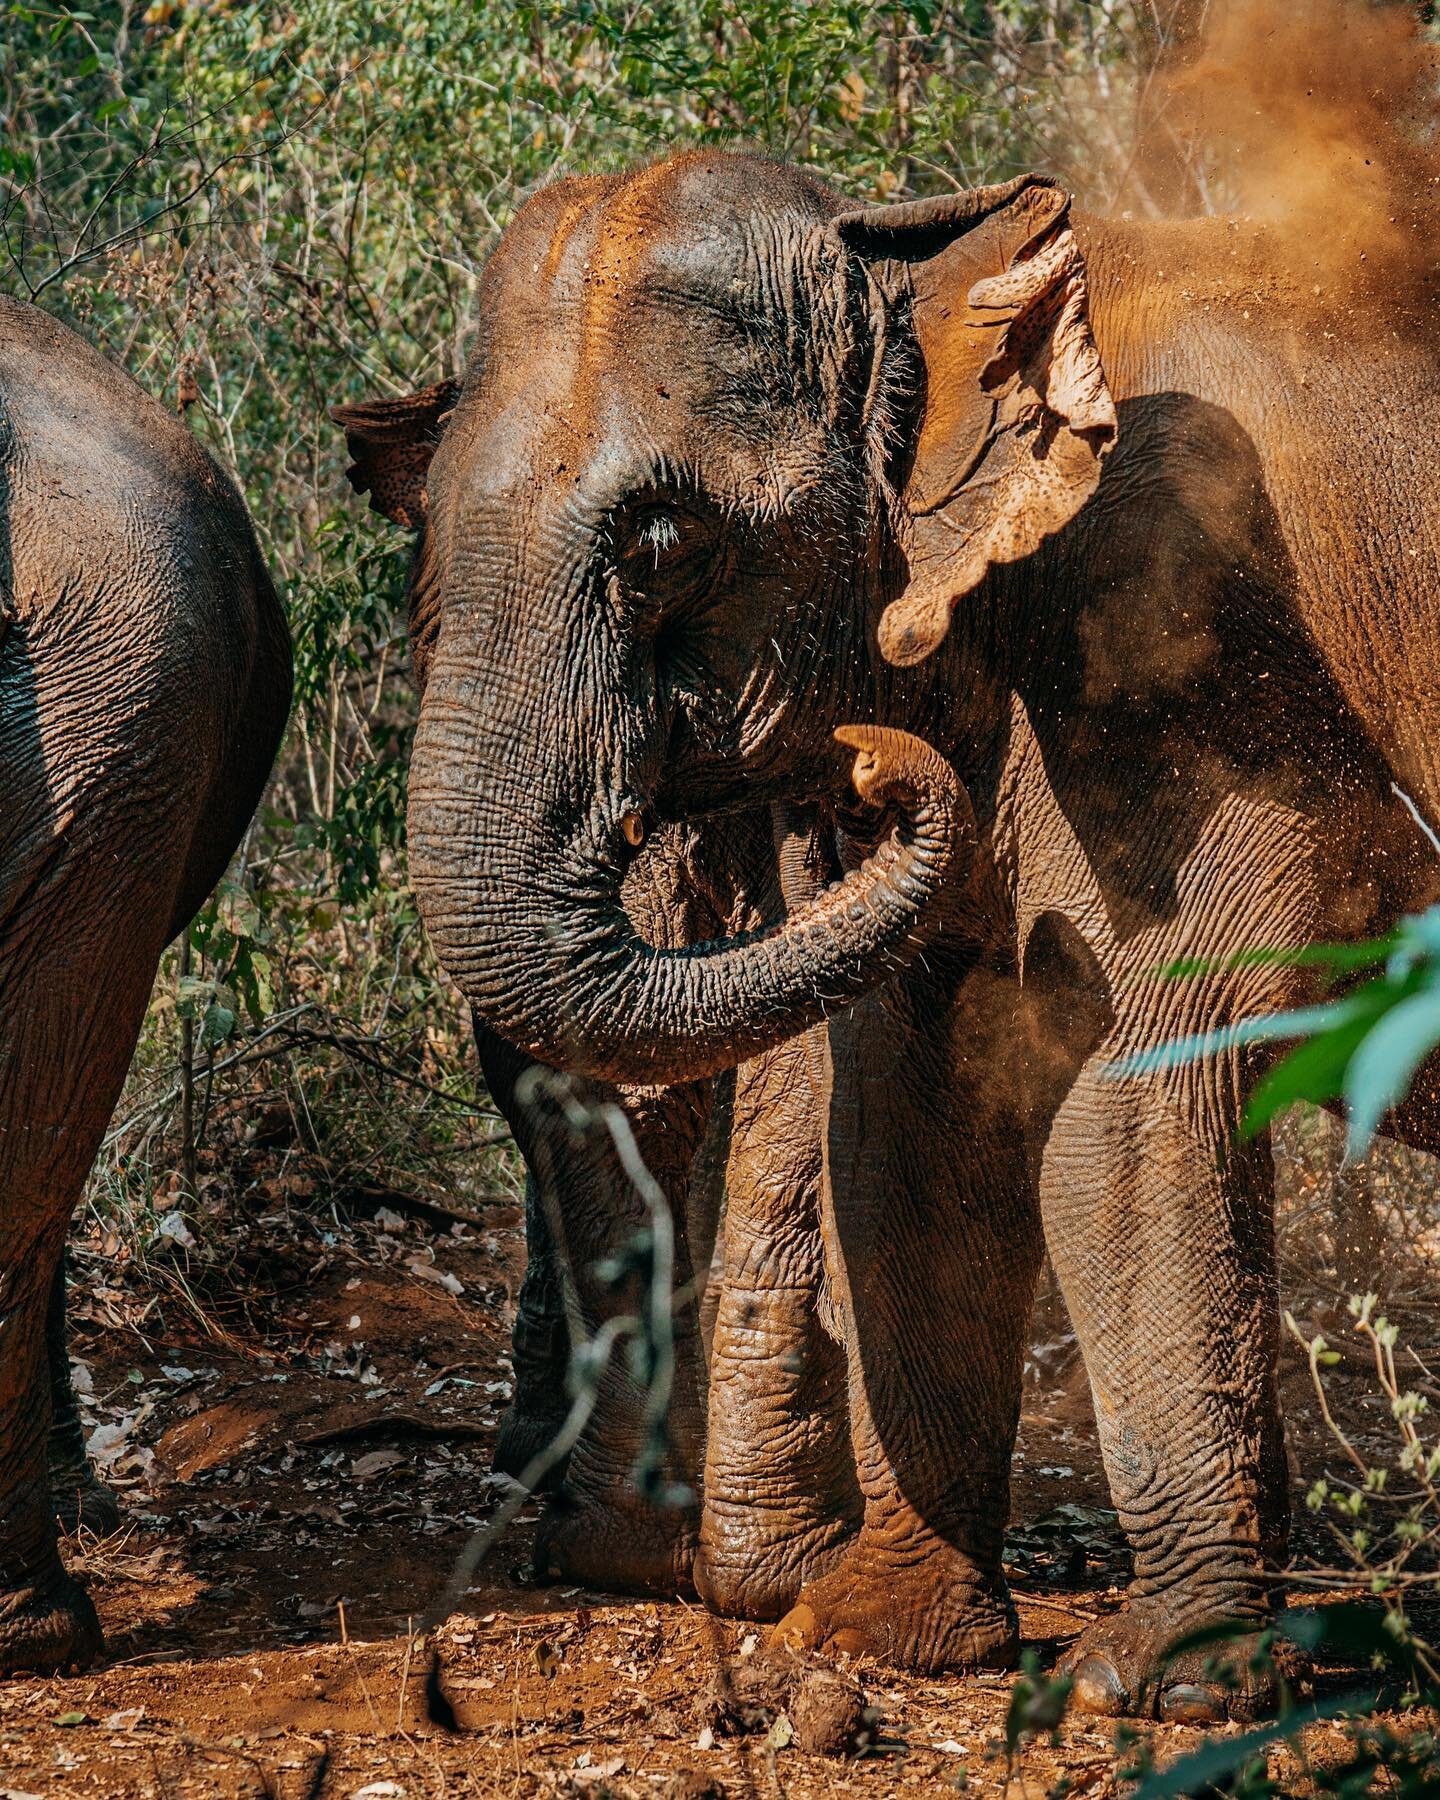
[1120,907,1440,1159]
[0,0,1170,1230]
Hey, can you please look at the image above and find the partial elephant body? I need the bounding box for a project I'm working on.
[341,151,1440,1719]
[463,804,859,1610]
[0,297,291,1672]
[1082,216,1440,833]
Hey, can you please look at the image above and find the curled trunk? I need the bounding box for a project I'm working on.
[412,723,974,1089]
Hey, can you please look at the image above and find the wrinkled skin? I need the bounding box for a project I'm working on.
[491,807,865,1611]
[339,152,1440,1720]
[0,298,291,1672]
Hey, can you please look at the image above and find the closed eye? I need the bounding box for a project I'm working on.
[610,501,726,614]
[618,504,692,577]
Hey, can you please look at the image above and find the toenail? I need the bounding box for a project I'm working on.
[1160,1682,1227,1725]
[824,1628,867,1659]
[1070,1655,1130,1716]
[770,1603,817,1651]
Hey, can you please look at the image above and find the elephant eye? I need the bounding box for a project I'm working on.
[611,503,727,621]
[636,510,681,564]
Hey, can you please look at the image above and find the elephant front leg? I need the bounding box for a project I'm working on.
[476,1024,712,1599]
[492,1170,573,1489]
[772,961,1042,1673]
[1042,1057,1287,1723]
[695,1028,859,1620]
[0,1232,102,1673]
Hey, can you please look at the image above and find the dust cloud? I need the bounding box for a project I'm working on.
[1137,0,1440,297]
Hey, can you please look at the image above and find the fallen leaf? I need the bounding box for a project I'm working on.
[406,1259,463,1297]
[86,1406,151,1466]
[154,1211,196,1249]
[53,1711,90,1728]
[351,1449,404,1481]
[767,1712,793,1751]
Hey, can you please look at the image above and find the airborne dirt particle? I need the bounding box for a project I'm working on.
[1139,0,1440,307]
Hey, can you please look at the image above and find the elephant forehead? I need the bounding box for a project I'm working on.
[453,182,832,508]
[497,159,822,380]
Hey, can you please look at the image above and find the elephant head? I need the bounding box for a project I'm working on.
[335,154,1113,1087]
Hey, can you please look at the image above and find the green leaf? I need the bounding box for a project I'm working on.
[1239,998,1390,1136]
[1241,969,1430,1136]
[1158,935,1397,981]
[1341,983,1440,1158]
[200,994,238,1049]
[1276,1601,1420,1672]
[1108,995,1376,1081]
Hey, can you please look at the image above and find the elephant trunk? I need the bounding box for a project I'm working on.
[411,711,973,1089]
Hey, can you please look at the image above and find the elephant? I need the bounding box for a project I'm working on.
[334,380,856,1598]
[0,295,292,1672]
[333,150,1440,1723]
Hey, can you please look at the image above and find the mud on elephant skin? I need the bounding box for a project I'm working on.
[332,384,887,1614]
[336,150,1440,1716]
[0,297,292,1673]
[448,807,861,1614]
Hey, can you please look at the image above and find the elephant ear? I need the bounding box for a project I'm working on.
[833,176,1116,666]
[330,378,461,530]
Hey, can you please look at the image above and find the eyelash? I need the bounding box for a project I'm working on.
[636,512,681,562]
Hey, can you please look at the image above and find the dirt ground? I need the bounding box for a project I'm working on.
[3,1116,1437,1799]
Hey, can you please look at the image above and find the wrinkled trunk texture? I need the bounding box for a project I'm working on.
[411,571,973,1088]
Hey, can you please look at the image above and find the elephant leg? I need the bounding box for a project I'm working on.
[694,1027,859,1621]
[0,947,151,1672]
[493,1168,573,1488]
[45,1253,120,1537]
[1044,1056,1285,1723]
[475,1023,711,1597]
[0,1221,100,1674]
[772,957,1041,1673]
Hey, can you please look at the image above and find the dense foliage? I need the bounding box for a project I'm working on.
[0,0,1176,1221]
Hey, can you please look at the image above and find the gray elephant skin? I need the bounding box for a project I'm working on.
[334,151,1440,1724]
[0,296,291,1673]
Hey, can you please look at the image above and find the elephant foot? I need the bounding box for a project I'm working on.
[1062,1602,1287,1723]
[695,1513,856,1622]
[52,1461,122,1538]
[534,1490,698,1598]
[769,1541,1018,1674]
[493,1405,570,1493]
[0,1568,102,1676]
